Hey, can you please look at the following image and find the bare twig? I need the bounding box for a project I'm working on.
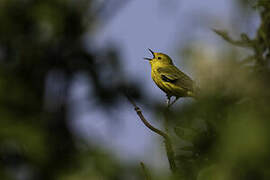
[140,162,151,180]
[125,95,177,173]
[164,106,170,134]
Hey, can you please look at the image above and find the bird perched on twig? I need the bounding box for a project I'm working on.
[144,49,196,107]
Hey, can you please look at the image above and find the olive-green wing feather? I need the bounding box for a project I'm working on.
[157,66,194,91]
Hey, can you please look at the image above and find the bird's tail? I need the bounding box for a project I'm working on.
[188,85,200,99]
[194,85,201,99]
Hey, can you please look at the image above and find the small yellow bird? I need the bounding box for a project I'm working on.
[144,49,195,106]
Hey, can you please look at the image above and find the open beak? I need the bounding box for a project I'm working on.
[144,57,152,61]
[143,48,155,61]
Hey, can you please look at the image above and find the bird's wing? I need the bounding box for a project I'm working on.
[157,66,194,91]
[161,74,178,83]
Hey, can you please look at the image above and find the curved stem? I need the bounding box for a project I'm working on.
[125,95,177,173]
[140,162,151,180]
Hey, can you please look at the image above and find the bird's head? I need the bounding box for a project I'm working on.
[144,49,173,66]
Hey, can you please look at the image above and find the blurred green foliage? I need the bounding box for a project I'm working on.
[1,0,270,180]
[0,0,142,180]
[164,0,270,179]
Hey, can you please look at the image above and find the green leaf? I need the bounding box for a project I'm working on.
[197,164,220,180]
[240,33,250,42]
[175,152,193,161]
[239,55,256,65]
[212,29,253,48]
[174,127,198,141]
[180,145,194,151]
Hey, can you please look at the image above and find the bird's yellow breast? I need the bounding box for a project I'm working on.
[151,64,190,97]
[151,65,187,97]
[151,68,171,94]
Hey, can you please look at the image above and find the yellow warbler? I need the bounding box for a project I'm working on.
[144,49,195,106]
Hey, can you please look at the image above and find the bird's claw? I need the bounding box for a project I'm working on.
[167,96,179,107]
[166,95,171,107]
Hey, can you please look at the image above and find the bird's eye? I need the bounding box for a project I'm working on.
[158,57,162,60]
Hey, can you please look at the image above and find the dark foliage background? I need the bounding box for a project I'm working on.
[0,0,143,179]
[168,0,270,179]
[0,0,269,180]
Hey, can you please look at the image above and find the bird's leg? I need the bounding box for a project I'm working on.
[166,95,171,107]
[169,97,179,107]
[165,95,171,133]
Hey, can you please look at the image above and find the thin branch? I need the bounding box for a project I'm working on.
[125,95,177,173]
[164,106,170,134]
[126,96,168,139]
[212,29,254,48]
[140,162,151,180]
